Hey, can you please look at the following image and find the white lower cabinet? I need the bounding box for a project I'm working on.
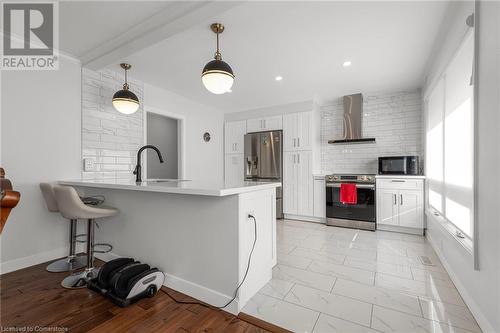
[224,154,244,185]
[313,176,326,218]
[377,189,399,226]
[283,151,313,217]
[376,177,424,234]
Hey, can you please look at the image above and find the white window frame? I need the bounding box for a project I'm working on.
[424,29,475,255]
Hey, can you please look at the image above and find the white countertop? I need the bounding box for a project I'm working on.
[375,175,426,179]
[58,179,281,197]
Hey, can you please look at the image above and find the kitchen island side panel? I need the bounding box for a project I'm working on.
[80,187,241,311]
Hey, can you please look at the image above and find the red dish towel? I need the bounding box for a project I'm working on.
[340,183,357,205]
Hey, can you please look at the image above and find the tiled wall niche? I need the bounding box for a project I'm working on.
[81,68,145,179]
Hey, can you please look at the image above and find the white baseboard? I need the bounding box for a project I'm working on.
[0,246,69,274]
[377,224,424,235]
[95,251,240,315]
[164,273,240,315]
[427,233,496,333]
[284,214,326,224]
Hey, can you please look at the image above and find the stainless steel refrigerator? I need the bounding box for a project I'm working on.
[244,131,283,219]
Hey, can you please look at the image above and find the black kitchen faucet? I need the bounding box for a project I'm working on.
[133,145,164,183]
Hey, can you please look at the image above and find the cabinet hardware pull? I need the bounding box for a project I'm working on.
[293,154,296,164]
[293,138,296,147]
[297,138,300,147]
[394,194,397,205]
[391,180,406,182]
[400,194,403,205]
[297,154,300,164]
[327,184,375,189]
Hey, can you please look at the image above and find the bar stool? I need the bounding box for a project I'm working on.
[40,183,86,272]
[53,185,118,289]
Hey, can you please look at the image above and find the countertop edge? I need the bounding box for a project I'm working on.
[375,175,426,179]
[57,180,281,197]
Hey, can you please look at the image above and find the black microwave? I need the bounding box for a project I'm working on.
[378,156,419,175]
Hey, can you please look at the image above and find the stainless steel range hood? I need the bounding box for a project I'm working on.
[328,93,376,144]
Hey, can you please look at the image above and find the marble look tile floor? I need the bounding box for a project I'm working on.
[241,219,482,333]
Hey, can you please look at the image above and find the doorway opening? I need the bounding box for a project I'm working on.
[144,107,185,179]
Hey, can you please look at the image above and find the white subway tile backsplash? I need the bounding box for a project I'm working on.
[321,91,423,174]
[82,68,144,179]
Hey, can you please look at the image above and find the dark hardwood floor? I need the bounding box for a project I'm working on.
[0,259,285,332]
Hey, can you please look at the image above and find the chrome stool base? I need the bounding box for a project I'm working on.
[61,267,100,289]
[46,256,87,273]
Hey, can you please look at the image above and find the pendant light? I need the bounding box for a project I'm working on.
[112,63,140,114]
[201,23,234,94]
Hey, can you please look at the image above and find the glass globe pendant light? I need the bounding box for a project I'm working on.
[201,23,234,94]
[112,63,140,114]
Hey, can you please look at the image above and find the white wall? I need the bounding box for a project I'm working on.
[321,90,423,174]
[423,2,500,332]
[0,57,82,271]
[144,84,224,182]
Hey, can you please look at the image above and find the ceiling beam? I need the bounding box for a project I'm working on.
[81,1,242,70]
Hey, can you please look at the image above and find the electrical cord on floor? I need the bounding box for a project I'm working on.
[161,214,258,310]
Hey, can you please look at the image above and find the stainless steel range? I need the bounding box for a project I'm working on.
[325,174,376,231]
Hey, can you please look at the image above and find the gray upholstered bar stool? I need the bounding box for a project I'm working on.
[53,185,118,289]
[40,183,86,272]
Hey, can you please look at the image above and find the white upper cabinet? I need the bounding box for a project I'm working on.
[225,120,246,154]
[283,113,297,151]
[296,112,312,150]
[246,115,283,133]
[283,111,312,151]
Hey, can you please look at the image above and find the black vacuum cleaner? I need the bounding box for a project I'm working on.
[87,257,165,307]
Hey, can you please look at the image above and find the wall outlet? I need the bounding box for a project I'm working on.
[83,158,96,171]
[247,211,255,221]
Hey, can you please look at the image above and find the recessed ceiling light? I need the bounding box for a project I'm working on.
[275,76,283,81]
[343,61,352,67]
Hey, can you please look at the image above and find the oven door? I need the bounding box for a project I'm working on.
[326,183,376,222]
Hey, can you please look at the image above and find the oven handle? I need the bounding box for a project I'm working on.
[326,183,375,189]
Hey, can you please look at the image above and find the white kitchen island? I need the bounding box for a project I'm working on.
[58,179,280,314]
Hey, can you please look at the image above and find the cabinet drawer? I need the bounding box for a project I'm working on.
[376,178,424,190]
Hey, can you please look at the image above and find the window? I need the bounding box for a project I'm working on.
[425,32,474,239]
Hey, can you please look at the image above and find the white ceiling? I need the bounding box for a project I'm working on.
[60,1,172,58]
[61,1,450,113]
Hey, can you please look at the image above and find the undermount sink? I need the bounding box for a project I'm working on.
[145,179,191,183]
